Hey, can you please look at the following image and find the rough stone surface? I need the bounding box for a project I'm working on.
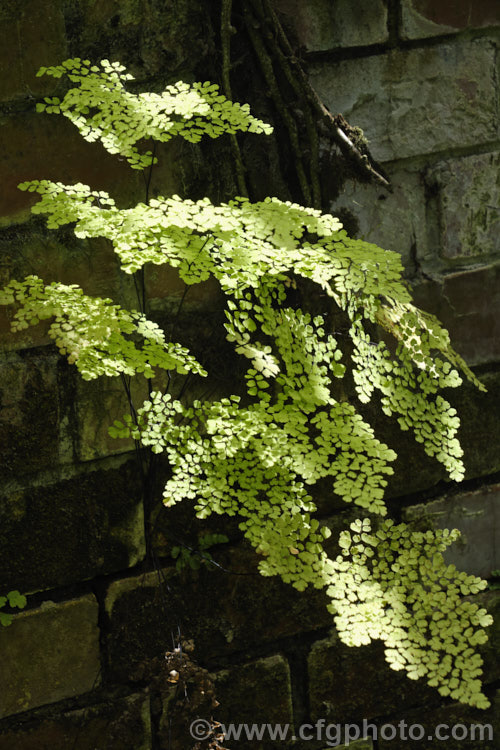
[66,0,215,83]
[76,376,141,461]
[451,371,500,482]
[309,39,498,162]
[308,593,499,730]
[0,0,499,743]
[145,264,223,312]
[0,595,100,718]
[308,633,438,723]
[357,368,500,500]
[412,264,500,366]
[0,460,145,592]
[426,152,500,261]
[401,0,500,40]
[403,485,500,578]
[105,549,331,681]
[0,693,151,750]
[214,655,293,748]
[0,0,67,102]
[378,689,500,749]
[0,113,140,225]
[332,167,426,269]
[275,0,388,51]
[0,350,60,484]
[0,115,180,228]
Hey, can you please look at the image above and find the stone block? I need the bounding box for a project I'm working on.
[401,0,500,40]
[412,264,500,366]
[403,485,500,578]
[377,689,499,749]
[274,0,388,51]
[0,693,151,750]
[426,152,500,261]
[332,167,426,269]
[0,0,67,102]
[0,350,60,484]
[0,459,145,592]
[105,546,331,681]
[309,39,498,162]
[0,595,100,718]
[214,655,293,748]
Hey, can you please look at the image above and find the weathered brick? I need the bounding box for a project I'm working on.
[0,0,67,102]
[377,689,499,749]
[0,460,145,592]
[412,264,500,366]
[0,595,100,718]
[0,350,60,483]
[105,547,331,681]
[274,0,388,51]
[426,152,500,261]
[0,693,151,750]
[309,39,498,162]
[403,485,500,578]
[333,167,426,269]
[214,654,293,749]
[401,0,500,40]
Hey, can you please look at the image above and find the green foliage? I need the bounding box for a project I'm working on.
[35,59,272,169]
[0,274,206,380]
[0,591,27,627]
[0,58,492,707]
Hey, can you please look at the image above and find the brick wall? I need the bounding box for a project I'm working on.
[0,1,499,748]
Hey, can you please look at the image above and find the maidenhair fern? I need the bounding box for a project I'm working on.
[0,59,492,708]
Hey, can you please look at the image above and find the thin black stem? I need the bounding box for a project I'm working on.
[143,142,157,205]
[133,271,146,314]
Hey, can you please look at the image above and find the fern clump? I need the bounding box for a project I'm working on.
[0,58,492,708]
